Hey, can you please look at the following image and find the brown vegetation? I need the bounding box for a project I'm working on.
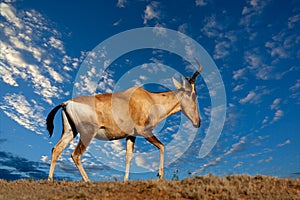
[0,175,299,200]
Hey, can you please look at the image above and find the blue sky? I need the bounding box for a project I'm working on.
[0,0,299,181]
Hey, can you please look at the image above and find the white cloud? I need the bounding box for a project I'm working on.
[193,157,221,174]
[255,65,276,80]
[277,139,291,147]
[234,161,243,168]
[110,140,124,152]
[201,15,236,60]
[258,156,273,163]
[0,2,23,29]
[214,41,230,59]
[240,0,268,33]
[153,23,167,37]
[244,47,295,80]
[215,31,237,60]
[239,86,270,104]
[0,61,19,86]
[46,66,64,83]
[49,36,65,53]
[261,98,284,127]
[139,75,148,81]
[102,73,115,89]
[0,3,83,133]
[135,154,156,172]
[224,136,247,156]
[193,136,247,174]
[288,14,300,29]
[0,94,45,134]
[265,41,288,59]
[40,155,49,163]
[202,15,223,38]
[143,1,160,25]
[270,98,281,110]
[233,84,244,92]
[117,0,127,8]
[290,79,300,91]
[244,50,262,69]
[272,109,284,123]
[0,3,79,104]
[195,0,208,6]
[262,116,269,126]
[113,19,122,26]
[239,91,256,104]
[178,23,188,34]
[140,62,166,74]
[74,68,99,95]
[233,68,247,80]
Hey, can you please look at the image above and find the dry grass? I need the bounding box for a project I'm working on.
[0,175,299,200]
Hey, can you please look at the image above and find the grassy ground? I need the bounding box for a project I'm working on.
[0,175,299,199]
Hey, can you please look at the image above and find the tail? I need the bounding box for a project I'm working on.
[46,104,64,138]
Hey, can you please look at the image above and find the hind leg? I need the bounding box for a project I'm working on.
[48,111,76,181]
[71,139,91,182]
[70,120,98,182]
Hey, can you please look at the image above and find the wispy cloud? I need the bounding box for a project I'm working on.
[213,40,230,60]
[244,50,263,70]
[201,15,237,60]
[0,94,45,134]
[244,48,295,81]
[234,161,243,168]
[277,139,291,147]
[73,49,115,95]
[0,2,83,134]
[289,80,300,104]
[239,0,299,82]
[239,86,270,104]
[226,136,247,155]
[261,98,284,128]
[193,157,221,174]
[258,156,273,163]
[143,1,160,25]
[195,0,208,7]
[233,68,247,81]
[153,23,167,37]
[0,2,23,28]
[116,0,127,8]
[239,91,257,104]
[113,19,122,26]
[193,136,247,174]
[288,14,300,29]
[201,15,223,38]
[290,80,300,91]
[270,98,281,110]
[240,0,268,34]
[271,109,284,123]
[135,154,157,172]
[0,2,80,105]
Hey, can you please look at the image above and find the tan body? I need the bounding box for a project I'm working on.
[47,59,203,182]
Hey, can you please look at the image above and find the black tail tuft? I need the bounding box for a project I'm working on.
[46,104,63,138]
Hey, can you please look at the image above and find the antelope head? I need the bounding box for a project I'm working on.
[172,58,203,128]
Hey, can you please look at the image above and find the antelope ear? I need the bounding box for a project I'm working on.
[172,77,182,89]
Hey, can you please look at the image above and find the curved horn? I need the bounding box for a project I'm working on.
[189,58,203,84]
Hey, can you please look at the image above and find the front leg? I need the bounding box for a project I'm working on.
[124,136,136,182]
[145,135,165,179]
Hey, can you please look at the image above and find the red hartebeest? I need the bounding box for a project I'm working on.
[46,59,203,182]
